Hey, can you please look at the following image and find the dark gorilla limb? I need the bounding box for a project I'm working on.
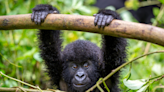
[32,4,63,86]
[95,9,127,92]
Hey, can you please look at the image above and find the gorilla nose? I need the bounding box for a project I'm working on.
[77,72,85,77]
[75,72,86,81]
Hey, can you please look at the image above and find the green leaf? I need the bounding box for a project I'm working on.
[78,6,91,14]
[74,0,83,9]
[105,6,116,11]
[137,85,149,92]
[84,0,95,5]
[153,7,160,17]
[120,10,138,22]
[152,64,162,75]
[123,79,146,90]
[4,80,18,87]
[125,0,139,10]
[72,0,78,7]
[158,0,164,4]
[23,48,36,58]
[33,52,43,62]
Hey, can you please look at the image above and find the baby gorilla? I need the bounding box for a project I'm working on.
[31,4,127,92]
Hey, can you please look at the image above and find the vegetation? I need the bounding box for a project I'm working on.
[0,0,164,91]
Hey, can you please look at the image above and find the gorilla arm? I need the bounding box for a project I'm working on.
[95,9,127,92]
[32,4,63,87]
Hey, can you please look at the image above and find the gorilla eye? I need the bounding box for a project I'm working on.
[72,64,78,69]
[84,63,89,68]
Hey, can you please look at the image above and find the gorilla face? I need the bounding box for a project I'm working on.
[71,61,91,91]
[61,40,102,92]
[62,60,100,92]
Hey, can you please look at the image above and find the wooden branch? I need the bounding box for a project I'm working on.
[0,87,64,92]
[0,14,164,46]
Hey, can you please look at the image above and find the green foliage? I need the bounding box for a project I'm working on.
[125,0,140,10]
[158,0,164,4]
[123,79,147,90]
[0,0,164,92]
[153,7,160,17]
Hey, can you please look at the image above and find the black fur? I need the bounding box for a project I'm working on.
[32,4,127,92]
[38,30,63,86]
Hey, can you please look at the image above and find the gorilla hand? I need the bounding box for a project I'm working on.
[94,9,120,28]
[31,4,59,25]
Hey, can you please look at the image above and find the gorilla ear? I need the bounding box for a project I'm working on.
[59,79,68,91]
[98,61,105,70]
[97,54,104,70]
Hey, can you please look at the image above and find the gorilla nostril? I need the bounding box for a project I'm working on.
[76,72,85,78]
[81,74,84,78]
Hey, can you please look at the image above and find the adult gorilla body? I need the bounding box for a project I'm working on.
[32,4,127,92]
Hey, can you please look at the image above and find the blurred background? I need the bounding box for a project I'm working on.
[0,0,164,91]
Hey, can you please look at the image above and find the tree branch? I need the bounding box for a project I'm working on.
[0,14,164,46]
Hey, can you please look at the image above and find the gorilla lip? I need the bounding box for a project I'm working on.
[73,83,85,87]
[77,84,84,85]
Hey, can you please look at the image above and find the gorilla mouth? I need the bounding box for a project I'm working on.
[73,83,86,87]
[77,84,84,85]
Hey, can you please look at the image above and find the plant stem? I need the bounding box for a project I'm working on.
[0,71,43,92]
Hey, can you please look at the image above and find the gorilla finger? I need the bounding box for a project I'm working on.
[34,12,39,24]
[37,12,41,25]
[94,14,99,26]
[40,12,45,22]
[53,10,58,14]
[106,16,114,26]
[93,14,97,17]
[101,15,108,28]
[31,12,35,21]
[49,10,55,14]
[97,14,104,28]
[41,12,48,22]
[101,20,106,28]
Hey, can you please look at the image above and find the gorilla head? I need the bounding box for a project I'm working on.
[62,40,103,91]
